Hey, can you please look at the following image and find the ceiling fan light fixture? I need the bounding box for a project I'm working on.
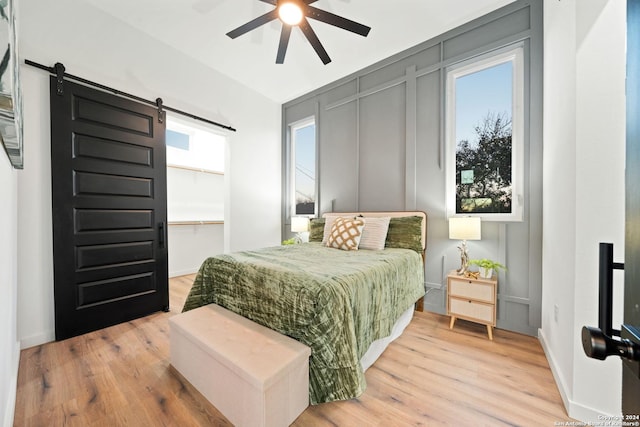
[227,0,371,65]
[278,2,303,26]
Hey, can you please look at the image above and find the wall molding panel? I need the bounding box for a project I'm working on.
[283,0,543,335]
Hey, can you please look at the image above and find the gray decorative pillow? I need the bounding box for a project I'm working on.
[385,216,423,253]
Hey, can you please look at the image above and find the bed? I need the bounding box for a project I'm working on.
[182,211,427,404]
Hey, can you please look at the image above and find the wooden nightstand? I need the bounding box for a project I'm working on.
[446,270,497,340]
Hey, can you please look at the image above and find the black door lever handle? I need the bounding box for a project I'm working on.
[582,326,640,361]
[158,222,166,249]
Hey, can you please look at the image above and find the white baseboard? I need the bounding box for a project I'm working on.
[538,328,571,412]
[3,343,19,427]
[20,330,55,350]
[538,328,611,422]
[425,281,443,289]
[169,268,199,278]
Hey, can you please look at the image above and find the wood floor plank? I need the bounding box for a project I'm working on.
[14,274,573,426]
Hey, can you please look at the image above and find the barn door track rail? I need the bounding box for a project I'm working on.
[25,59,237,132]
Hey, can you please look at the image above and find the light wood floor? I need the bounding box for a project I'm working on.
[14,274,574,426]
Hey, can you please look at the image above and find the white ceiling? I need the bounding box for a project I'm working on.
[83,0,515,103]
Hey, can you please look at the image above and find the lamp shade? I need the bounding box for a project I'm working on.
[291,216,310,233]
[449,217,481,240]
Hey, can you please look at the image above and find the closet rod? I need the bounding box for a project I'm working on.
[25,59,237,132]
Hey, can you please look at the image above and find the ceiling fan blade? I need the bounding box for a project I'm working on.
[304,5,371,37]
[299,17,331,64]
[226,9,279,39]
[276,25,292,64]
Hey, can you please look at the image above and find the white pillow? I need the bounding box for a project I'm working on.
[359,217,391,250]
[326,217,365,251]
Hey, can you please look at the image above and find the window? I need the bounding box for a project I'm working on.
[166,122,225,173]
[166,116,226,223]
[290,118,316,216]
[445,44,524,221]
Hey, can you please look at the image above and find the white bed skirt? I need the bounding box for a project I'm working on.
[360,305,414,371]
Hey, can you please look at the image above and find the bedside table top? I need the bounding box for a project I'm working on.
[447,270,497,284]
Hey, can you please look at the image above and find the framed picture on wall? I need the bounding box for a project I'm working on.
[0,0,23,169]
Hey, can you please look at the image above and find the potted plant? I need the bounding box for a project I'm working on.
[469,258,506,279]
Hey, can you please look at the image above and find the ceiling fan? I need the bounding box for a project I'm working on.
[226,0,371,65]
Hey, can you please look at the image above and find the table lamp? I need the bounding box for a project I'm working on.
[291,216,310,243]
[449,217,481,275]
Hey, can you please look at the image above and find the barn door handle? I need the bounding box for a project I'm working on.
[598,243,624,338]
[581,243,637,361]
[582,326,640,361]
[158,222,166,248]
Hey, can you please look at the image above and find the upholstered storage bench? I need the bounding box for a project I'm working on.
[169,304,311,427]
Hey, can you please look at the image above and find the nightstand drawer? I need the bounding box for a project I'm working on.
[449,279,494,303]
[449,297,494,324]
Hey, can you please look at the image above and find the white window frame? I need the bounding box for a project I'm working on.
[289,116,317,218]
[445,43,525,222]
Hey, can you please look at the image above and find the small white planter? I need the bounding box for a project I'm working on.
[479,267,494,279]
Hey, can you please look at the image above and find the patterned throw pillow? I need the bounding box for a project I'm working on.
[322,215,341,243]
[359,217,391,250]
[326,217,365,251]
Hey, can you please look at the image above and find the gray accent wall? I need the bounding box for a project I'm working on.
[283,0,542,336]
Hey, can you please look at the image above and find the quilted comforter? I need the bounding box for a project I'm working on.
[182,242,424,404]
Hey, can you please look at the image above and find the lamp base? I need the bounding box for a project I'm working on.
[293,232,309,244]
[456,240,469,275]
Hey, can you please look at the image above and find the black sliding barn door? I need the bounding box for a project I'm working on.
[50,76,169,341]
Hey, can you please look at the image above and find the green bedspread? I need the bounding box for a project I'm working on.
[182,242,425,404]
